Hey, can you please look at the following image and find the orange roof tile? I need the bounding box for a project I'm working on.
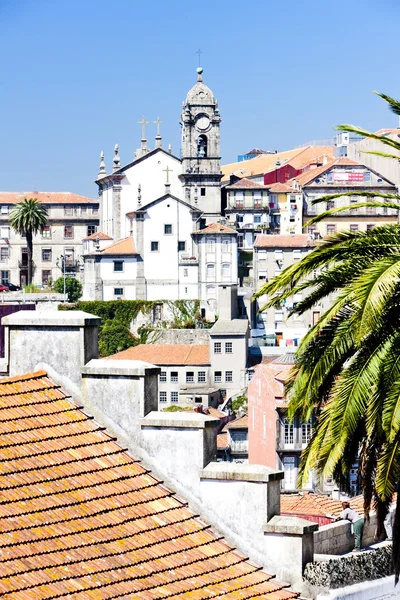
[226,178,268,190]
[280,493,366,519]
[0,369,298,599]
[99,236,137,255]
[291,157,361,186]
[195,223,237,235]
[217,432,229,450]
[0,191,98,205]
[267,183,299,193]
[107,344,210,365]
[375,128,400,138]
[83,231,113,241]
[224,414,248,430]
[254,233,314,248]
[288,146,335,170]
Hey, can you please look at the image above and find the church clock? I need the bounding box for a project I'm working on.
[195,115,210,131]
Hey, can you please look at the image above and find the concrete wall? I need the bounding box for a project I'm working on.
[314,515,378,555]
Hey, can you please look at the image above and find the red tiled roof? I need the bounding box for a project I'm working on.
[280,493,365,519]
[254,234,314,248]
[291,157,361,186]
[0,369,298,599]
[99,236,137,255]
[226,178,268,190]
[195,223,237,235]
[0,192,98,205]
[107,344,210,365]
[267,183,299,193]
[83,231,113,241]
[217,432,229,450]
[224,414,248,430]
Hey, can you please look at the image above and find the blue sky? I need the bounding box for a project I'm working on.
[0,0,399,198]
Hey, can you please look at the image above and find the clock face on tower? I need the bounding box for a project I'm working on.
[196,115,210,131]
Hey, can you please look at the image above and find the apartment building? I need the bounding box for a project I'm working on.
[252,234,318,346]
[294,157,398,237]
[224,178,270,250]
[0,192,99,287]
[248,356,333,492]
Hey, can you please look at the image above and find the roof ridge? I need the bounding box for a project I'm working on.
[0,369,48,385]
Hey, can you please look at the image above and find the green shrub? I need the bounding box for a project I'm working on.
[54,277,82,302]
[98,320,139,357]
[231,394,248,412]
[162,405,192,412]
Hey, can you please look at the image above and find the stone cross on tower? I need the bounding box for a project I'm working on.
[154,116,163,149]
[136,116,150,157]
[163,165,173,193]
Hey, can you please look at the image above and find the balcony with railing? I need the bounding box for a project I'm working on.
[179,255,198,265]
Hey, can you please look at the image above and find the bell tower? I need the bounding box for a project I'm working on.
[180,67,222,222]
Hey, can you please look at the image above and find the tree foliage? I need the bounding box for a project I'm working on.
[254,91,400,580]
[54,276,82,303]
[98,320,138,357]
[9,198,48,285]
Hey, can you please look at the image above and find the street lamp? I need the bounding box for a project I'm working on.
[56,254,66,302]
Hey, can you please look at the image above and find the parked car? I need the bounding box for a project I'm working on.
[0,284,9,292]
[6,283,20,291]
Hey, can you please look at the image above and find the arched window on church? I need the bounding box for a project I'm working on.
[197,135,208,158]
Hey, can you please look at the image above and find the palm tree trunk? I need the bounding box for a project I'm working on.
[26,231,33,285]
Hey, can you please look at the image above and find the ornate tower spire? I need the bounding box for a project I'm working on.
[98,151,106,179]
[154,117,163,149]
[113,144,120,172]
[180,67,222,221]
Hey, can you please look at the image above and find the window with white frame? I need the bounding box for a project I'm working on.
[0,206,8,214]
[225,371,233,382]
[207,263,215,280]
[221,263,231,279]
[302,419,313,444]
[170,371,178,382]
[114,261,124,272]
[0,227,9,240]
[225,342,232,353]
[284,418,294,444]
[206,285,216,298]
[214,342,221,353]
[214,371,222,383]
[160,371,167,383]
[0,247,8,262]
[275,310,284,322]
[159,391,167,403]
[222,237,230,252]
[186,371,194,383]
[42,248,52,262]
[114,288,124,297]
[164,224,172,235]
[207,237,215,252]
[198,371,206,383]
[171,391,178,403]
[42,225,51,239]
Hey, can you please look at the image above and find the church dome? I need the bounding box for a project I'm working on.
[185,68,216,106]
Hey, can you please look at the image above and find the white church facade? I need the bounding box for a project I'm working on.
[82,68,238,314]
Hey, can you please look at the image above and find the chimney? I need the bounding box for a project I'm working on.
[218,284,238,320]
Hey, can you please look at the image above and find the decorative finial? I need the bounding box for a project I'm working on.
[98,151,106,178]
[154,116,163,149]
[196,66,203,82]
[275,156,281,167]
[113,143,120,172]
[138,184,142,206]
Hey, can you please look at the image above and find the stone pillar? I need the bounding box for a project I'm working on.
[134,214,147,299]
[141,411,219,501]
[264,515,318,586]
[112,183,122,241]
[3,310,100,386]
[81,359,160,448]
[199,463,283,566]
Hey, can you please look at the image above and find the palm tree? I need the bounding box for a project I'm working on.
[10,198,48,285]
[254,92,400,579]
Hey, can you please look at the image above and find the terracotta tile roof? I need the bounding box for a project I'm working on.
[280,493,366,519]
[195,223,237,235]
[99,236,137,256]
[222,146,335,182]
[226,178,268,190]
[83,231,113,241]
[254,234,314,249]
[0,192,98,205]
[224,414,248,430]
[375,128,400,138]
[256,363,293,399]
[267,183,299,193]
[217,432,229,450]
[107,344,210,365]
[0,369,298,599]
[291,157,361,186]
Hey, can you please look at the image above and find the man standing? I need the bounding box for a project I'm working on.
[340,501,364,552]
